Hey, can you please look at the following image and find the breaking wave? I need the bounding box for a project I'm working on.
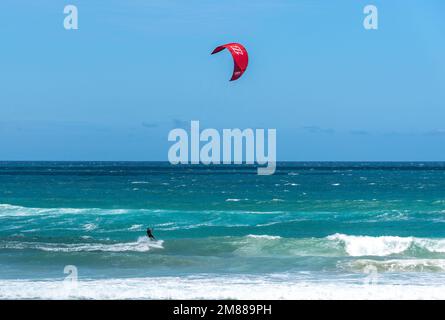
[327,233,445,257]
[0,237,163,253]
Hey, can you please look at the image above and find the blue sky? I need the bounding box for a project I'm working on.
[0,0,444,161]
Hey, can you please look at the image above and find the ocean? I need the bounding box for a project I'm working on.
[1,162,445,299]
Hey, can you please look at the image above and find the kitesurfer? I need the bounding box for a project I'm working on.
[146,228,156,241]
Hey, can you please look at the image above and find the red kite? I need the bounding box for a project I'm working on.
[211,43,249,81]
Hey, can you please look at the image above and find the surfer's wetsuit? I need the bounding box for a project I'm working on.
[146,228,156,240]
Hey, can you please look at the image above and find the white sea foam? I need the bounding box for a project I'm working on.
[327,233,445,257]
[343,259,445,272]
[255,221,282,227]
[0,237,163,253]
[83,223,97,231]
[415,238,445,253]
[128,224,143,231]
[0,204,85,217]
[156,222,175,227]
[327,234,412,256]
[2,276,445,299]
[246,234,282,240]
[226,198,242,202]
[0,204,284,219]
[0,204,131,217]
[246,234,281,240]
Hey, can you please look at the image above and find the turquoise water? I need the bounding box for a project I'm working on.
[1,162,445,299]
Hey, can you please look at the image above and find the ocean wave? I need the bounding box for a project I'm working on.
[327,233,445,257]
[0,204,88,217]
[232,234,445,258]
[0,204,131,217]
[83,223,97,231]
[0,235,326,257]
[233,235,338,257]
[128,224,143,231]
[0,204,286,218]
[0,237,163,253]
[246,234,282,240]
[158,222,216,231]
[342,259,445,272]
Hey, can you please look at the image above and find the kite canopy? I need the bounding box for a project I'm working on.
[211,43,249,81]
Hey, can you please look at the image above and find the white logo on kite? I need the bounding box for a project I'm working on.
[231,46,244,55]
